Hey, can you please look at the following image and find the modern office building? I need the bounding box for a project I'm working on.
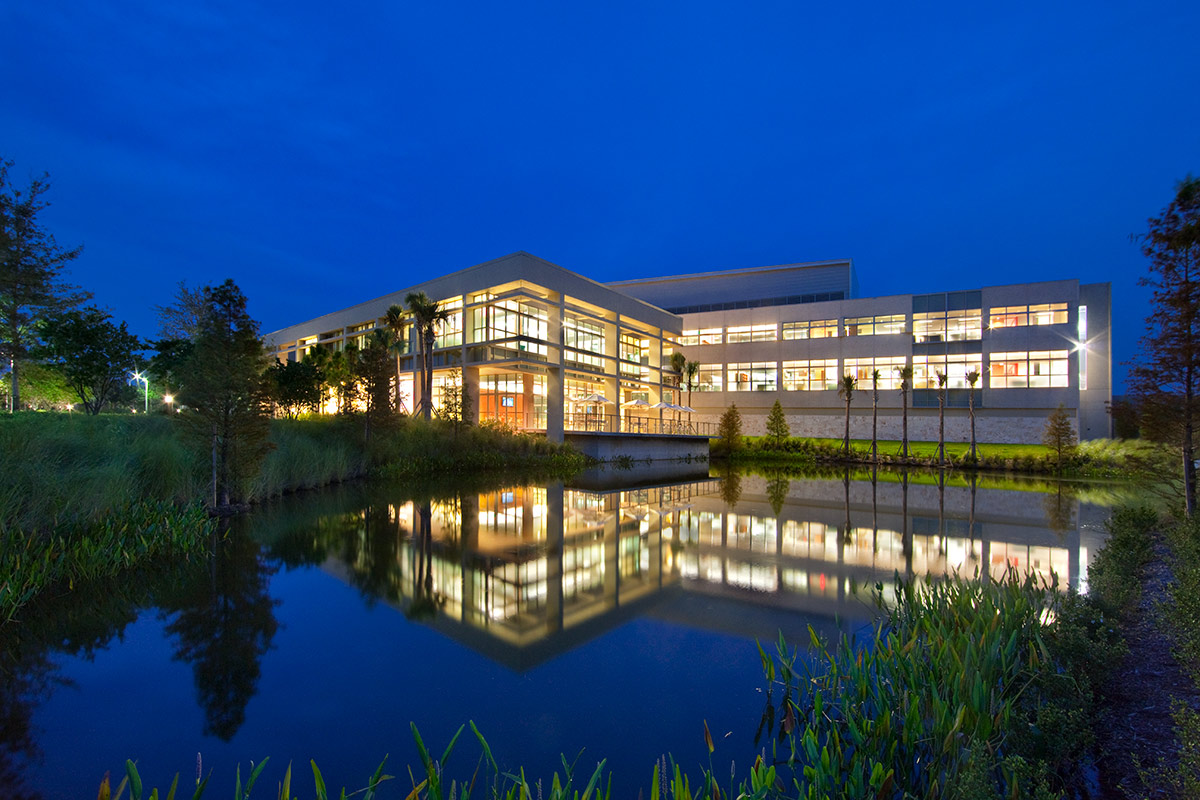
[264,252,1112,443]
[611,259,1112,442]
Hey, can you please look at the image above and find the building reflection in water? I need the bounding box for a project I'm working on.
[316,472,1110,668]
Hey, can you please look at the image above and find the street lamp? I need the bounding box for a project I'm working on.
[164,393,175,413]
[131,370,148,414]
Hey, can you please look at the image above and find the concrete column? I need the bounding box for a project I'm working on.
[463,365,480,426]
[547,367,564,442]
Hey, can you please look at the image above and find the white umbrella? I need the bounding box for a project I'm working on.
[621,397,650,408]
[579,393,610,404]
[677,405,695,413]
[649,402,674,409]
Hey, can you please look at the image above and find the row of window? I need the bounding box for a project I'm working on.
[677,303,1070,345]
[689,351,1071,392]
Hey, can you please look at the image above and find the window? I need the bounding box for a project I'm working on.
[844,314,906,336]
[678,330,700,346]
[696,364,723,392]
[989,350,1069,388]
[912,354,983,389]
[913,309,981,343]
[782,359,838,391]
[782,319,838,340]
[727,362,777,391]
[726,323,777,343]
[843,356,906,389]
[989,302,1068,329]
[564,316,606,370]
[698,327,723,345]
[432,297,464,348]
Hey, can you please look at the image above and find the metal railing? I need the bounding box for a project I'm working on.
[564,412,716,437]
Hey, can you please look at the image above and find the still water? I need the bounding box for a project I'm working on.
[2,465,1125,799]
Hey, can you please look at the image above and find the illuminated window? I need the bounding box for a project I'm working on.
[432,297,464,348]
[989,350,1069,388]
[727,362,777,391]
[913,309,981,343]
[912,354,983,389]
[696,364,723,391]
[679,330,700,346]
[844,314,906,336]
[698,327,723,345]
[726,324,777,343]
[844,356,906,389]
[989,302,1067,329]
[782,359,838,391]
[782,319,838,340]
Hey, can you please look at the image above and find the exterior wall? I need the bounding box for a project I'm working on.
[630,274,1112,444]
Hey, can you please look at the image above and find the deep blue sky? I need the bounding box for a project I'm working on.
[3,2,1197,390]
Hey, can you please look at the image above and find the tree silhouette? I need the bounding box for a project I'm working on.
[1128,176,1200,515]
[160,525,279,741]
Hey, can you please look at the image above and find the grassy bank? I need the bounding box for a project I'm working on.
[0,413,586,626]
[717,433,1170,479]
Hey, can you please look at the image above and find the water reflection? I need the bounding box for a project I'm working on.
[258,468,1113,670]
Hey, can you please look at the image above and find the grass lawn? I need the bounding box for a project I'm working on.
[785,437,1051,459]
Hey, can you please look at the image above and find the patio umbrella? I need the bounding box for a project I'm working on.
[621,397,650,408]
[579,393,610,404]
[649,402,674,409]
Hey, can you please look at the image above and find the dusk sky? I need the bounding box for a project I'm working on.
[3,2,1197,390]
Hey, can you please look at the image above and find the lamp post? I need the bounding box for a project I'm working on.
[164,393,175,413]
[131,370,148,414]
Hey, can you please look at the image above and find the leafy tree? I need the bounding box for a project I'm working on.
[935,370,948,467]
[37,305,141,415]
[438,366,470,436]
[838,374,857,456]
[1128,176,1200,515]
[357,329,395,441]
[896,364,914,459]
[406,292,448,420]
[766,399,789,447]
[716,403,742,454]
[154,281,206,341]
[966,369,981,461]
[0,360,77,410]
[1043,403,1077,474]
[329,341,361,414]
[0,159,87,412]
[267,359,322,419]
[146,337,193,404]
[178,279,272,509]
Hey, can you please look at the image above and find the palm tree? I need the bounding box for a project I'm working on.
[965,368,981,462]
[684,359,700,429]
[838,373,857,457]
[935,370,948,467]
[670,351,687,426]
[383,304,408,414]
[896,365,913,459]
[870,368,881,464]
[405,292,448,420]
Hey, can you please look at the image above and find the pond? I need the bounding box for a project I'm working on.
[1,465,1128,799]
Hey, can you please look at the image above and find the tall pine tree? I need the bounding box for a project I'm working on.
[1128,176,1200,515]
[180,280,271,510]
[0,159,86,411]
